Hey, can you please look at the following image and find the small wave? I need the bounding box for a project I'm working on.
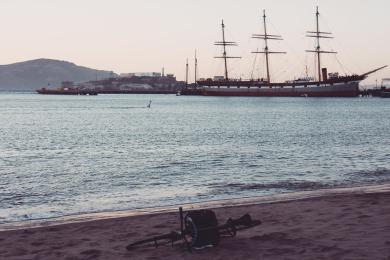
[342,168,390,186]
[152,165,170,169]
[212,180,334,193]
[170,162,186,165]
[212,169,390,195]
[349,168,390,178]
[115,106,148,109]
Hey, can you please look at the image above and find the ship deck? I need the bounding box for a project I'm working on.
[197,75,365,88]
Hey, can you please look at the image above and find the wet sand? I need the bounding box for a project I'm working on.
[1,185,390,260]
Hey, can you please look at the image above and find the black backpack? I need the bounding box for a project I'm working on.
[184,209,220,248]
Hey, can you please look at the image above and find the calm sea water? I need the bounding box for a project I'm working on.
[0,93,389,224]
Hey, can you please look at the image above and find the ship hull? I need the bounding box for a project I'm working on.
[197,81,361,97]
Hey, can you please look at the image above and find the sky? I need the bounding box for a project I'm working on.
[0,0,389,84]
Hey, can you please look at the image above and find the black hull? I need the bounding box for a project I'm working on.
[182,80,361,97]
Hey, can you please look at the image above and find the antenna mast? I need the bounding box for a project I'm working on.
[252,10,286,83]
[214,20,241,81]
[306,6,337,82]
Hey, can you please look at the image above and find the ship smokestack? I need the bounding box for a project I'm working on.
[322,68,328,81]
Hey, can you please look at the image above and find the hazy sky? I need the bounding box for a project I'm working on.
[1,0,389,84]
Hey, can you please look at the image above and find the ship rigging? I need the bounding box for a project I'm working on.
[182,6,387,97]
[251,10,286,83]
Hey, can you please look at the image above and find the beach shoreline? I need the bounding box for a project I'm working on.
[1,184,390,259]
[1,183,390,231]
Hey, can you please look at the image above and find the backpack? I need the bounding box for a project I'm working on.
[184,209,220,248]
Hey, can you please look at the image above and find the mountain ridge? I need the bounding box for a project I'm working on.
[0,58,117,91]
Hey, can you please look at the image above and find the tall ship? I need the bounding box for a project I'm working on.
[183,7,386,97]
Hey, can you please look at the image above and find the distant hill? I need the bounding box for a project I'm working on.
[0,59,117,91]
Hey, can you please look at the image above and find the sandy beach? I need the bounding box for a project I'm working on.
[1,185,390,260]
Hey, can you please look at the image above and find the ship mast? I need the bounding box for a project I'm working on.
[194,50,198,83]
[214,20,241,81]
[306,6,337,82]
[252,10,285,83]
[185,58,189,88]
